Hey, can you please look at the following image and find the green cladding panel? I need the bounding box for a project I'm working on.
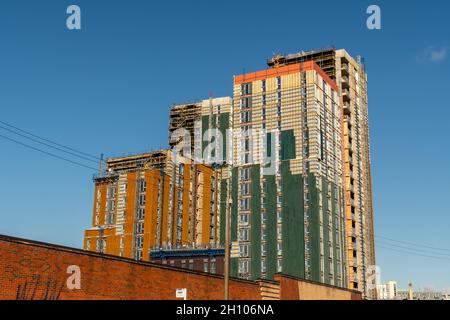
[250,165,261,279]
[280,130,296,160]
[230,167,239,277]
[331,184,339,284]
[281,161,305,279]
[308,173,321,282]
[219,113,229,161]
[220,179,227,245]
[321,177,330,284]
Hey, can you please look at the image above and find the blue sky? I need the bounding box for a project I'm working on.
[0,0,449,291]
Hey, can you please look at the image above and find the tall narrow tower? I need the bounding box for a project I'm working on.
[230,61,348,288]
[268,48,376,299]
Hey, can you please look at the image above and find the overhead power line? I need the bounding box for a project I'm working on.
[376,235,450,252]
[0,133,98,171]
[0,119,103,162]
[376,239,450,257]
[0,124,100,164]
[377,244,450,261]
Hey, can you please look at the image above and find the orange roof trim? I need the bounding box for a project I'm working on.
[234,60,338,92]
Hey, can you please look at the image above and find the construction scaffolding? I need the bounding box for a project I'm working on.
[106,150,170,173]
[267,47,337,80]
[169,102,202,155]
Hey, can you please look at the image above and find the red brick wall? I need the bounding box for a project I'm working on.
[275,274,362,300]
[0,236,260,300]
[0,235,362,300]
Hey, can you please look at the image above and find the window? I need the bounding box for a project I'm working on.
[181,260,186,269]
[239,228,250,241]
[240,198,250,210]
[136,222,144,234]
[277,258,283,272]
[277,241,283,256]
[239,260,249,273]
[241,83,252,95]
[239,167,251,181]
[277,210,282,223]
[106,198,114,212]
[210,260,216,274]
[240,97,252,109]
[261,243,267,256]
[138,179,146,193]
[239,213,249,224]
[139,194,146,206]
[203,260,209,273]
[261,259,266,273]
[262,94,266,106]
[135,236,143,248]
[101,238,106,253]
[135,250,142,261]
[239,244,250,257]
[277,77,281,90]
[86,239,91,250]
[107,186,116,198]
[261,79,266,92]
[261,211,267,223]
[241,111,251,123]
[188,260,194,270]
[137,208,145,220]
[240,183,250,195]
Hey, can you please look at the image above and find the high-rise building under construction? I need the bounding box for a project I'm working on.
[266,48,376,298]
[230,60,348,289]
[84,150,221,261]
[84,48,375,299]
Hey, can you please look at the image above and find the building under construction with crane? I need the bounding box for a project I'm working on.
[83,47,376,299]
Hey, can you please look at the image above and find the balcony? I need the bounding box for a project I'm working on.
[341,63,350,75]
[343,102,350,116]
[341,76,350,89]
[342,88,350,102]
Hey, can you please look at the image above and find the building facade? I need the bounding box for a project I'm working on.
[84,47,375,299]
[230,61,347,289]
[268,49,376,298]
[150,247,225,275]
[377,280,398,300]
[84,150,221,261]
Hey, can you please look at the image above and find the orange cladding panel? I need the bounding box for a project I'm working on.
[201,169,212,244]
[234,61,338,92]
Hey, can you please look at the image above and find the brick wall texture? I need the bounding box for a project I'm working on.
[0,235,361,300]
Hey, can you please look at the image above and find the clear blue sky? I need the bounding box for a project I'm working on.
[0,0,449,292]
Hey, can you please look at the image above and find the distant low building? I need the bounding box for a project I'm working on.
[396,290,448,300]
[150,247,225,275]
[376,281,398,300]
